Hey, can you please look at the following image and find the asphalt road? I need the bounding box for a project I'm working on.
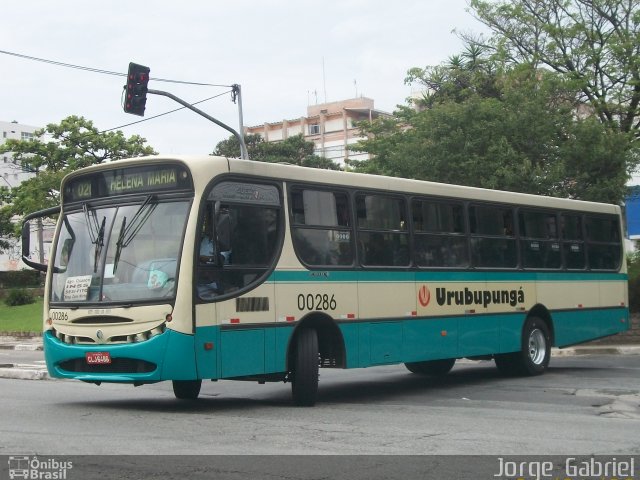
[1,354,639,457]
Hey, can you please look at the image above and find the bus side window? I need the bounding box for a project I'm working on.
[469,204,517,268]
[356,194,409,267]
[585,215,621,270]
[290,188,354,267]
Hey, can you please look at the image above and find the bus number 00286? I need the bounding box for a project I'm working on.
[297,294,337,311]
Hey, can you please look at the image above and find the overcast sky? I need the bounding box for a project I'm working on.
[1,0,485,155]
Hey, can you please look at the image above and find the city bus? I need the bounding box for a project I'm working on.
[22,155,629,406]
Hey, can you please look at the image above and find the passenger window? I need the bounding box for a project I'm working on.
[469,205,516,268]
[290,189,353,266]
[519,210,561,269]
[412,199,468,268]
[585,216,621,270]
[356,194,409,267]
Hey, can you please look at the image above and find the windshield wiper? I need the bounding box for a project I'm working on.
[113,217,127,274]
[112,195,157,273]
[93,217,106,273]
[83,204,106,273]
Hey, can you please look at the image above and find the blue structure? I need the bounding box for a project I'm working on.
[627,186,640,239]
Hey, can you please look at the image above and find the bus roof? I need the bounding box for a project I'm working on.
[68,155,620,215]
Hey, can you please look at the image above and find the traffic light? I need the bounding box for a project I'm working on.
[124,62,150,116]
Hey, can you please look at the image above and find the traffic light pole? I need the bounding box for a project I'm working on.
[147,88,249,160]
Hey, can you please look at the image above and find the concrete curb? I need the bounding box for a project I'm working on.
[552,345,640,356]
[0,365,49,380]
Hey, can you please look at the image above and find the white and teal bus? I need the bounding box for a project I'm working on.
[23,155,629,405]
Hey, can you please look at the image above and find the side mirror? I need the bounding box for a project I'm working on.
[21,221,31,258]
[21,206,61,273]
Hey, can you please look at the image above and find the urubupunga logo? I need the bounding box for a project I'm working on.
[436,287,525,308]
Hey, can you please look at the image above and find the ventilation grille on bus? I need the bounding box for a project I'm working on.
[58,358,156,374]
[236,297,270,312]
[70,316,133,324]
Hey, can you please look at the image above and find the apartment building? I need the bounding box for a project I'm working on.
[245,97,390,167]
[1,120,39,189]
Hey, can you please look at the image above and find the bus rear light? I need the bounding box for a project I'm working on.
[286,316,295,322]
[230,318,240,324]
[204,342,214,351]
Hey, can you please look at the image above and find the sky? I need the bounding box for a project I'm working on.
[1,0,486,155]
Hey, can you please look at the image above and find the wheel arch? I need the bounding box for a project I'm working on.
[286,312,346,371]
[527,303,555,346]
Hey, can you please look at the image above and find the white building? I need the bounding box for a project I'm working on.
[1,120,43,271]
[1,120,39,189]
[245,97,391,167]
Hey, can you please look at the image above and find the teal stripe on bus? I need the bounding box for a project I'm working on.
[269,270,627,283]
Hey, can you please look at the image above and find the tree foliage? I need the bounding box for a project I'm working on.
[354,63,636,204]
[0,116,156,248]
[469,0,640,139]
[213,133,341,170]
[354,1,640,204]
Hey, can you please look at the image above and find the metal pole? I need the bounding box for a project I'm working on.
[147,88,249,160]
[232,84,249,160]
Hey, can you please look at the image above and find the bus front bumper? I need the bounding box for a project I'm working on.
[43,329,198,384]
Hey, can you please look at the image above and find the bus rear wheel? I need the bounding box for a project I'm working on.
[405,358,456,376]
[291,328,319,407]
[172,379,202,400]
[495,316,551,376]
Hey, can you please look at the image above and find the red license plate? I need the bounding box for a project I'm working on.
[86,352,111,365]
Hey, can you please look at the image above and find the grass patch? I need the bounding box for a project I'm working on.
[0,297,44,333]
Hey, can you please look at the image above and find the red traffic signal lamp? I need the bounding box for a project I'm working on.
[124,62,150,116]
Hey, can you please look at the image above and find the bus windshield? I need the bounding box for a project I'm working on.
[50,199,190,304]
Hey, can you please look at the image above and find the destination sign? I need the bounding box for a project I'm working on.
[107,169,178,195]
[63,164,193,202]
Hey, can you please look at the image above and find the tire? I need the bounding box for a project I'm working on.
[291,328,319,407]
[172,379,202,400]
[495,316,551,376]
[404,358,456,376]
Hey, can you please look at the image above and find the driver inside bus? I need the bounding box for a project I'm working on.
[199,206,231,265]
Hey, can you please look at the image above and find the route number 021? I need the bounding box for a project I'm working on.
[297,293,337,311]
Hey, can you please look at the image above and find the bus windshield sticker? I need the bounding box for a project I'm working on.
[64,275,92,301]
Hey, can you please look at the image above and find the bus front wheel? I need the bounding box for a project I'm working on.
[495,316,551,376]
[291,328,319,407]
[172,379,202,400]
[405,358,456,376]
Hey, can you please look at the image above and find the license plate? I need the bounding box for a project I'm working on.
[86,352,111,365]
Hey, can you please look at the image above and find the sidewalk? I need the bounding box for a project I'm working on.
[0,335,47,380]
[0,334,639,381]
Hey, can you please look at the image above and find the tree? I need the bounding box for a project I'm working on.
[0,116,156,249]
[213,133,265,160]
[213,133,341,170]
[354,64,636,203]
[405,43,502,109]
[469,0,640,139]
